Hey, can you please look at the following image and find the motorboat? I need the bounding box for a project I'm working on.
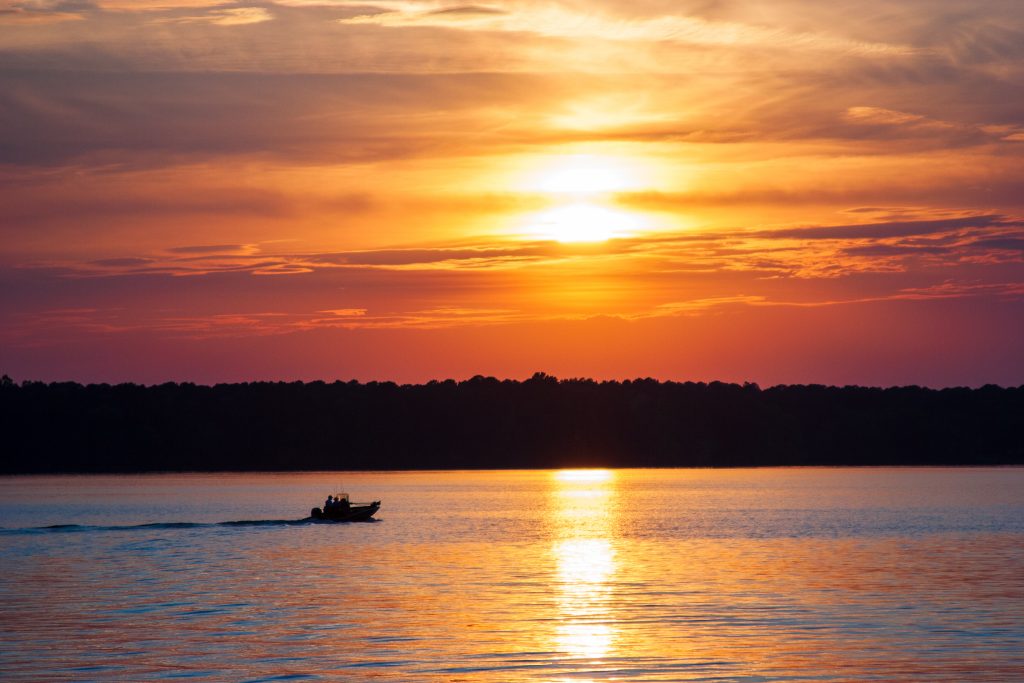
[310,493,380,522]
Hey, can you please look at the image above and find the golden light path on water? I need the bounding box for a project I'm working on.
[2,470,1023,680]
[551,469,619,663]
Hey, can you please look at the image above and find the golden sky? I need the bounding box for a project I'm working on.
[1,0,1023,385]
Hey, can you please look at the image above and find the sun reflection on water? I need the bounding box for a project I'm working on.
[551,468,619,661]
[555,468,614,483]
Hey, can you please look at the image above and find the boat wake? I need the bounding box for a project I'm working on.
[0,517,378,535]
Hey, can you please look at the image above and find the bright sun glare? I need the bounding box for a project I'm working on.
[527,154,646,197]
[535,203,641,243]
[536,163,630,195]
[555,469,614,483]
[518,155,652,243]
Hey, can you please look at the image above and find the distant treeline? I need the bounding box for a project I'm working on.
[1,373,1022,473]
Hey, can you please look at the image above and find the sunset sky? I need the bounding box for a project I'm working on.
[2,0,1022,386]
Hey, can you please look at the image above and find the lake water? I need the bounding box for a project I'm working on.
[1,468,1023,681]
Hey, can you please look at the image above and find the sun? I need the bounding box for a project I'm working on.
[526,154,647,196]
[533,202,641,243]
[507,151,658,242]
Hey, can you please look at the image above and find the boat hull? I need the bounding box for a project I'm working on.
[310,502,380,522]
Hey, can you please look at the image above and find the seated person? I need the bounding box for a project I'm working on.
[324,495,334,510]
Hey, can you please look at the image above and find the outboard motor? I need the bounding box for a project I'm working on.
[311,507,323,520]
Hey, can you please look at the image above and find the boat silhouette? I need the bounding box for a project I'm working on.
[310,493,380,522]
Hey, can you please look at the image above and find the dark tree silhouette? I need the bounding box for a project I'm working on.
[0,375,1020,473]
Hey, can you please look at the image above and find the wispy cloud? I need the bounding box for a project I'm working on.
[339,3,915,56]
[4,208,1018,343]
[18,209,1021,280]
[157,7,273,26]
[845,106,959,130]
[0,0,87,23]
[752,214,1011,241]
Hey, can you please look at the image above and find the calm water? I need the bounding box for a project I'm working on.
[1,468,1023,682]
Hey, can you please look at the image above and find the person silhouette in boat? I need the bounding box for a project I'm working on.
[325,495,334,510]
